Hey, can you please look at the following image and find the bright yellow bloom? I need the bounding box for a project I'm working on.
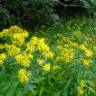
[43,51,54,58]
[78,80,85,96]
[63,48,75,63]
[26,36,39,53]
[18,69,31,83]
[78,87,84,96]
[79,44,87,51]
[38,38,50,52]
[12,32,28,46]
[68,41,78,49]
[80,80,85,87]
[43,63,51,71]
[31,36,38,46]
[37,59,44,66]
[0,44,4,49]
[0,53,7,65]
[15,54,33,67]
[53,65,60,71]
[73,31,82,37]
[0,29,10,38]
[56,47,75,63]
[85,50,93,57]
[82,59,90,66]
[5,44,20,56]
[0,26,29,39]
[26,42,35,53]
[93,46,96,51]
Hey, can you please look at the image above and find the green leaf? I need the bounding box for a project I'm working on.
[16,88,23,96]
[5,87,16,96]
[1,81,11,93]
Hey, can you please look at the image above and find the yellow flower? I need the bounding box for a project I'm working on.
[5,44,20,56]
[68,41,78,49]
[12,33,28,46]
[79,44,87,51]
[56,47,75,63]
[82,59,90,66]
[78,87,84,96]
[18,69,31,83]
[38,38,50,52]
[0,53,7,65]
[43,51,54,58]
[0,44,4,49]
[43,63,51,71]
[73,31,82,37]
[93,46,96,51]
[37,59,44,66]
[26,42,35,53]
[80,80,85,87]
[15,53,33,67]
[31,36,38,46]
[63,48,75,63]
[26,36,39,53]
[53,65,60,71]
[85,50,93,57]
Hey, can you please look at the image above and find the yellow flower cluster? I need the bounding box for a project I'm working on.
[15,53,33,67]
[78,80,85,96]
[0,44,4,49]
[57,46,75,63]
[26,37,54,58]
[0,26,29,46]
[82,59,90,66]
[79,44,94,58]
[18,68,31,83]
[4,44,20,56]
[85,50,93,57]
[26,36,38,53]
[79,44,94,66]
[0,53,7,65]
[12,32,28,46]
[37,59,45,66]
[0,26,55,83]
[42,63,51,71]
[0,29,9,38]
[79,44,87,51]
[37,59,60,72]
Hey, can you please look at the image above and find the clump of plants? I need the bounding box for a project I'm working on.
[0,25,96,96]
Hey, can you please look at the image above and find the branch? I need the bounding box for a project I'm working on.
[55,1,82,7]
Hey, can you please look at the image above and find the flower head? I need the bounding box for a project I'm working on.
[43,63,51,71]
[0,53,7,65]
[18,69,31,83]
[85,50,93,57]
[15,53,33,67]
[82,59,90,66]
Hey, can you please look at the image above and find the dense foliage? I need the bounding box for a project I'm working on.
[0,0,59,30]
[1,0,96,31]
[0,0,96,95]
[0,18,96,96]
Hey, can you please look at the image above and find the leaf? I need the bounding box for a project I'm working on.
[1,81,11,93]
[5,87,16,96]
[16,88,23,96]
[62,85,68,96]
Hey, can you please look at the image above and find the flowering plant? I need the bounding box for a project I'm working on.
[0,25,96,96]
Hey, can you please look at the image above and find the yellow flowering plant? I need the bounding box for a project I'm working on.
[0,22,96,96]
[0,26,59,96]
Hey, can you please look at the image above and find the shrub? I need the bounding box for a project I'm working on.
[0,0,59,30]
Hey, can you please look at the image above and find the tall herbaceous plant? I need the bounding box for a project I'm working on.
[0,26,96,96]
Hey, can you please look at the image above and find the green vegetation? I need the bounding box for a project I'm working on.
[0,18,96,96]
[0,0,96,96]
